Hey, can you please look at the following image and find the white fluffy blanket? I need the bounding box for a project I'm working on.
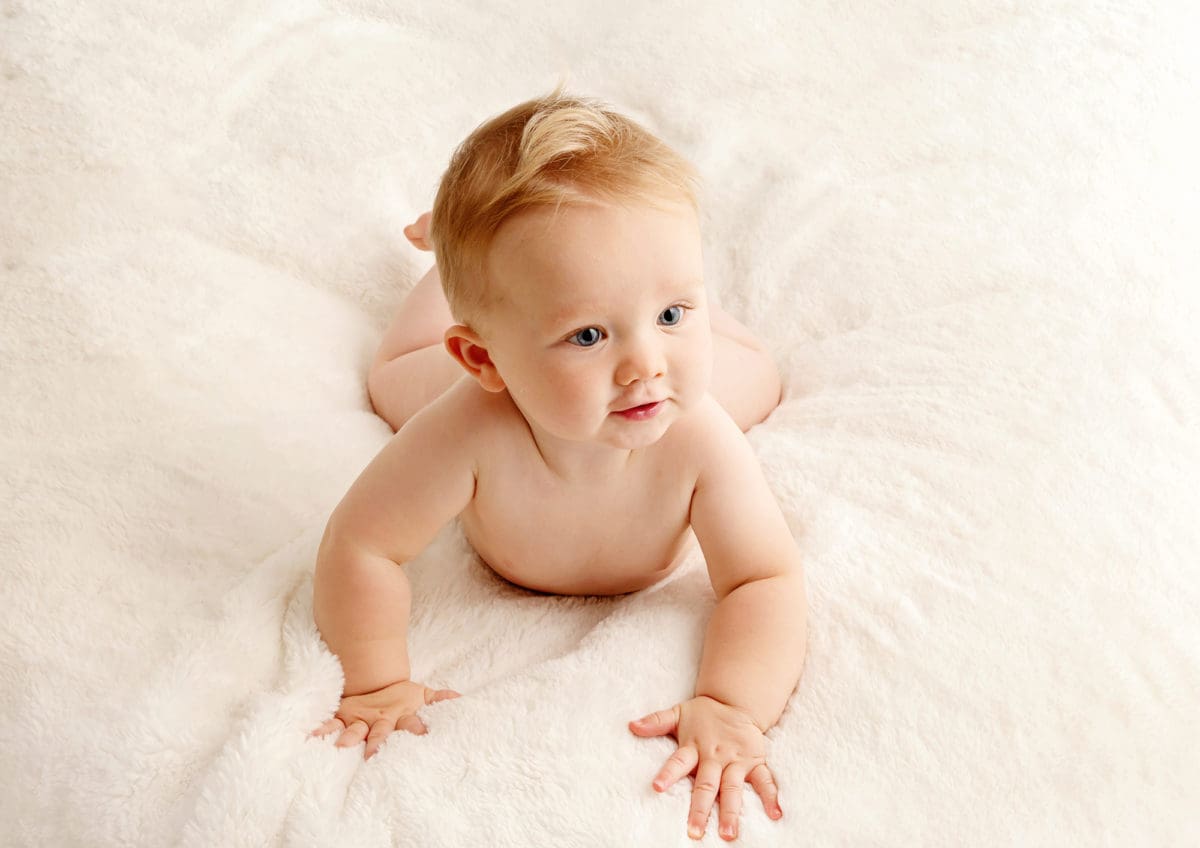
[3,2,1198,845]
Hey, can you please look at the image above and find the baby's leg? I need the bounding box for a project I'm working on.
[708,305,782,430]
[367,265,464,431]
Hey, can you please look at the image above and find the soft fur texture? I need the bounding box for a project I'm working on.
[2,2,1198,846]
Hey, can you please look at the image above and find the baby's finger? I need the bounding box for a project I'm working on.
[631,705,681,738]
[687,760,724,840]
[652,745,699,792]
[310,716,346,738]
[747,763,783,820]
[397,713,428,736]
[335,719,369,749]
[717,764,748,841]
[425,688,461,704]
[364,719,395,760]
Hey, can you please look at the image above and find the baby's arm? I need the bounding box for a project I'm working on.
[687,410,808,730]
[629,401,805,840]
[311,393,475,757]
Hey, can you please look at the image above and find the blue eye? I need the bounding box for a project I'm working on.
[659,305,685,326]
[569,327,604,347]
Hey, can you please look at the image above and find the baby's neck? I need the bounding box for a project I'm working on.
[522,418,638,483]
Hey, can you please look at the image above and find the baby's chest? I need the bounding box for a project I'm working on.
[461,465,696,595]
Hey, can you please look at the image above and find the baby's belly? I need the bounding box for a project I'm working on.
[460,508,695,596]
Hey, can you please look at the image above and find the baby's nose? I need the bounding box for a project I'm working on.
[615,340,666,386]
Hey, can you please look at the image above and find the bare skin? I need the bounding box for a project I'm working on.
[312,201,807,842]
[367,212,784,435]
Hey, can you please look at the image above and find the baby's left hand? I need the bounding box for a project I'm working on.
[629,695,783,842]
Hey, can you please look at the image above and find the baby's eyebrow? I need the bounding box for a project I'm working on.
[544,281,704,330]
[546,305,602,330]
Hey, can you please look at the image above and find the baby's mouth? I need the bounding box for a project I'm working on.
[612,400,665,420]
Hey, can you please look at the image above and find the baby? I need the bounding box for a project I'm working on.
[311,86,808,843]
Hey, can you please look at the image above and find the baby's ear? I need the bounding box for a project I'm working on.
[444,325,506,393]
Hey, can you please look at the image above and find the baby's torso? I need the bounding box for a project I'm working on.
[457,386,701,595]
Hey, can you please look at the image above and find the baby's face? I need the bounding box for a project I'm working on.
[481,197,712,450]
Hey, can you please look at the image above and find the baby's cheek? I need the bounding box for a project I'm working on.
[681,345,713,400]
[700,331,715,375]
[544,369,595,418]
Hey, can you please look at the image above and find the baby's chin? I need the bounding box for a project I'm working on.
[598,428,669,451]
[525,414,671,452]
[534,399,690,450]
[597,412,678,450]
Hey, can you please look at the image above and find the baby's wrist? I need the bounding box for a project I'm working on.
[692,692,769,733]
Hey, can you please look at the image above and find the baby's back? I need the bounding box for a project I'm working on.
[444,378,707,595]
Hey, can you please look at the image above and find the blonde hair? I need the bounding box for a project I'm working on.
[428,83,703,327]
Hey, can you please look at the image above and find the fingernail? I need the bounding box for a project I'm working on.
[688,825,702,839]
[720,823,735,838]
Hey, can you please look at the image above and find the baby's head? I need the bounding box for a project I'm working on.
[428,83,702,330]
[431,86,713,450]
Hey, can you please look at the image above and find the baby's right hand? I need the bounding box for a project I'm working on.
[311,679,461,759]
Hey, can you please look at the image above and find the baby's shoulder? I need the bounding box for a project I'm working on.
[671,392,745,443]
[423,377,521,450]
[660,393,750,473]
